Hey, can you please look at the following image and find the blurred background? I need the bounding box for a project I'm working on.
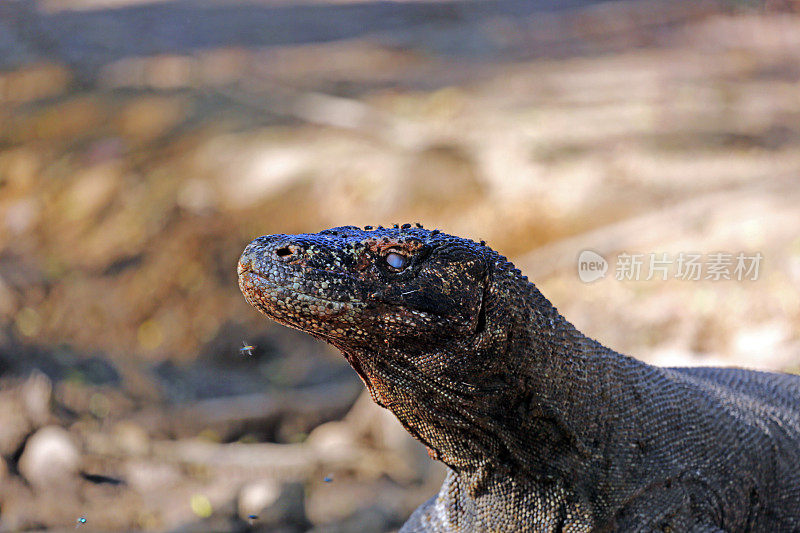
[1,0,800,530]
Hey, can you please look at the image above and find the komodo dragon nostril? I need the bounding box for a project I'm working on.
[274,245,299,258]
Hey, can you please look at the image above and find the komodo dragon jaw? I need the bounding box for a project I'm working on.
[239,225,800,532]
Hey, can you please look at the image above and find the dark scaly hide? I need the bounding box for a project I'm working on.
[239,225,800,532]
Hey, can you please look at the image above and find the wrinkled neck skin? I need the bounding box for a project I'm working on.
[336,271,643,521]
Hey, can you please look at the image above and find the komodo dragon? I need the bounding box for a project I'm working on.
[238,224,800,532]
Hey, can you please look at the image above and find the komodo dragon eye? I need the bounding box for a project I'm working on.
[385,252,410,270]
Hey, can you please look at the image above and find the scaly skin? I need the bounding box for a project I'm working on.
[238,225,800,532]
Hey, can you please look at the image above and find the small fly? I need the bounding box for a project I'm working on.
[240,341,255,356]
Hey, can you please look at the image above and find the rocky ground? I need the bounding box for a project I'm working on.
[1,0,799,530]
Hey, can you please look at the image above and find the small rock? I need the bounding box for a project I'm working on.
[118,96,186,142]
[0,389,31,456]
[305,421,359,463]
[113,421,150,456]
[124,460,181,493]
[18,425,80,489]
[238,479,281,518]
[21,371,52,426]
[238,481,308,530]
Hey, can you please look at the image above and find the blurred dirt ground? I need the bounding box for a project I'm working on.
[1,0,799,531]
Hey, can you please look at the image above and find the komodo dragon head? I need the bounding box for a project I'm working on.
[238,224,570,474]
